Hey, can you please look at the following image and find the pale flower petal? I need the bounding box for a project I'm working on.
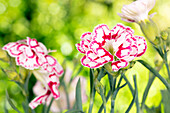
[118,0,156,23]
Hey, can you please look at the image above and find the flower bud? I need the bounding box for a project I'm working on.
[104,63,119,77]
[139,18,160,44]
[161,31,168,40]
[94,79,104,94]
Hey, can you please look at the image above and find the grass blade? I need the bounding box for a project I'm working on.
[6,90,21,113]
[89,68,94,113]
[76,79,82,111]
[141,75,155,109]
[46,97,54,113]
[137,60,170,91]
[99,86,106,113]
[125,75,136,113]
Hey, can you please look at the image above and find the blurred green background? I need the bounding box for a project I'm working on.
[0,0,170,113]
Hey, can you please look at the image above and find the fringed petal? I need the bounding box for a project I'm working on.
[48,73,60,99]
[111,60,128,72]
[29,90,51,109]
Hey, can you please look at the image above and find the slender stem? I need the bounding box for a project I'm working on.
[137,60,170,91]
[62,82,70,109]
[98,90,111,113]
[165,60,170,79]
[141,75,155,110]
[163,44,170,79]
[122,73,140,113]
[122,73,134,95]
[100,86,106,113]
[111,96,115,113]
[46,98,54,113]
[134,75,140,113]
[89,69,94,113]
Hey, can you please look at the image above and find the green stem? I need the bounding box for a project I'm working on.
[163,44,170,79]
[134,75,140,113]
[46,98,54,113]
[62,82,70,109]
[165,60,170,79]
[125,75,137,113]
[141,75,155,110]
[137,60,170,91]
[122,73,134,95]
[89,69,94,113]
[98,90,111,113]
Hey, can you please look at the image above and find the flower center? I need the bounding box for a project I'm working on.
[103,39,115,55]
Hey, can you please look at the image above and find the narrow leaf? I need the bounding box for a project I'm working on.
[141,75,155,109]
[107,72,116,91]
[4,100,8,113]
[46,97,54,113]
[63,82,70,109]
[24,72,31,95]
[97,67,105,81]
[137,60,170,91]
[125,77,136,113]
[22,102,28,113]
[122,73,134,95]
[76,79,82,110]
[65,109,84,113]
[99,86,106,113]
[89,68,94,113]
[133,75,139,113]
[98,90,111,113]
[161,90,170,113]
[6,90,21,113]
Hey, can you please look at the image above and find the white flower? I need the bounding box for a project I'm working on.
[118,0,156,23]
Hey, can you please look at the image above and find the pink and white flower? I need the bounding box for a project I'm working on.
[29,71,60,109]
[3,37,63,75]
[31,68,87,112]
[118,0,156,23]
[76,24,147,71]
[3,37,64,109]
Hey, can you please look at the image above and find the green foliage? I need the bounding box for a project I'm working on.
[0,0,170,113]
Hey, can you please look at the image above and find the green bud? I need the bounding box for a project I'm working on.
[139,18,160,45]
[94,79,104,94]
[161,31,168,40]
[123,61,136,70]
[104,63,119,77]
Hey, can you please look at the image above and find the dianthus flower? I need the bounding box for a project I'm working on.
[29,70,60,109]
[2,37,63,75]
[118,0,156,23]
[31,68,87,112]
[3,37,64,109]
[76,24,147,71]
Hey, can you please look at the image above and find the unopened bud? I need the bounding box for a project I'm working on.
[104,63,119,77]
[123,61,136,70]
[94,79,104,94]
[161,31,168,40]
[139,18,160,45]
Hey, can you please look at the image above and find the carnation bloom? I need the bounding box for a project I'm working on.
[3,37,64,109]
[76,24,147,71]
[31,68,87,112]
[2,37,63,75]
[29,70,61,109]
[118,0,156,23]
